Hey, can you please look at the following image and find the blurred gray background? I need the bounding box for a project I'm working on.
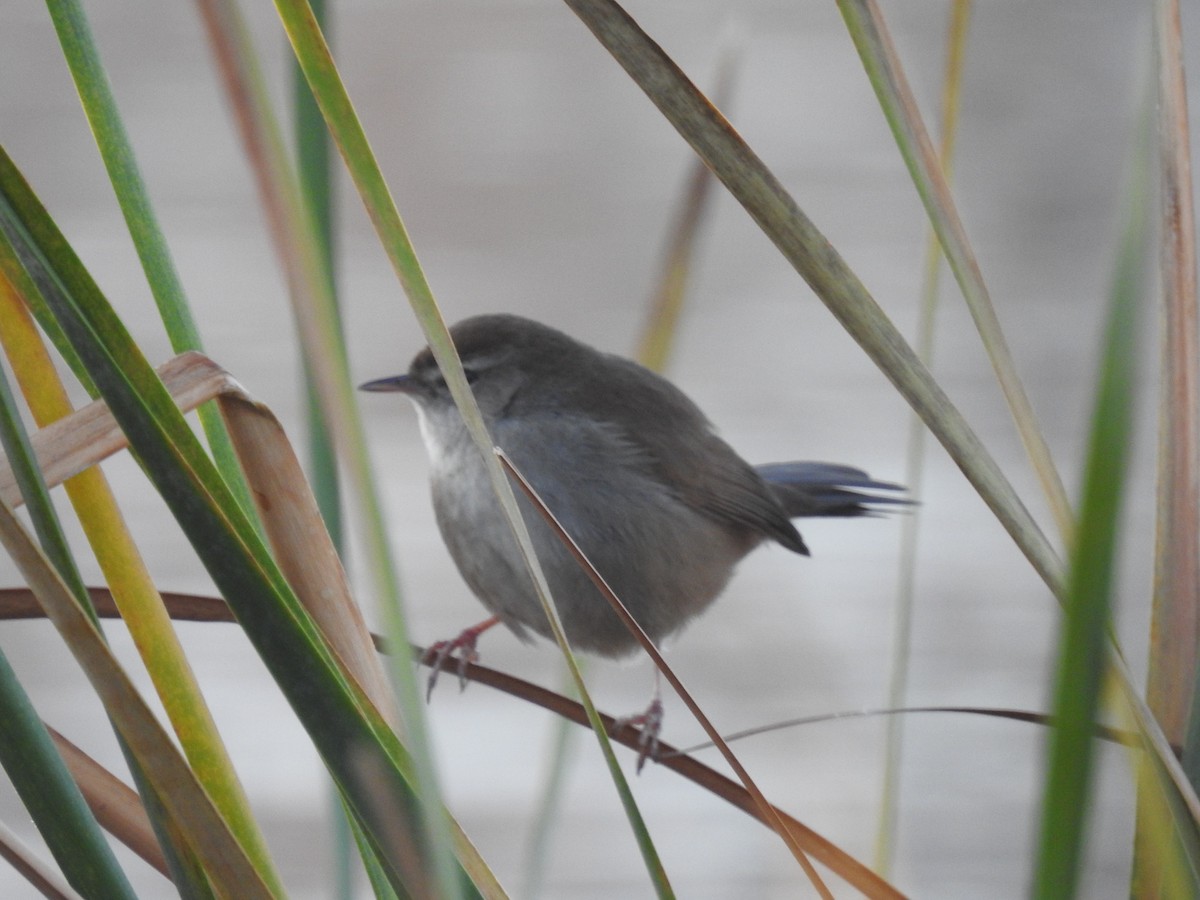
[1,1,1189,896]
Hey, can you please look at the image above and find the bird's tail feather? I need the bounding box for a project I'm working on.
[755,462,910,518]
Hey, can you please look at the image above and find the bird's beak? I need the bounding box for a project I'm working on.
[359,374,415,393]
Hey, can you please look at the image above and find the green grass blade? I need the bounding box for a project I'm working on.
[0,146,284,618]
[0,222,294,900]
[41,0,259,526]
[1033,109,1150,900]
[0,144,290,892]
[0,227,92,394]
[292,0,344,552]
[0,265,227,898]
[29,38,275,884]
[288,0,357,892]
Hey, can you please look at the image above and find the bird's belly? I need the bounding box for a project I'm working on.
[430,446,751,657]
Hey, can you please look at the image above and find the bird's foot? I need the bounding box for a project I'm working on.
[421,616,500,701]
[615,696,664,773]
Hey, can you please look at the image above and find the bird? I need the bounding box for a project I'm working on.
[361,314,905,750]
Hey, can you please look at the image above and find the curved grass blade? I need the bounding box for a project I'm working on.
[215,374,394,713]
[212,364,499,896]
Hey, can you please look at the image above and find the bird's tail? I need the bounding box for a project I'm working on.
[755,462,910,518]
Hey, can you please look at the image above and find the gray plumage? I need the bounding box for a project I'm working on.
[362,314,905,657]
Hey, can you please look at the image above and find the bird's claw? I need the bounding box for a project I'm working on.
[421,633,480,701]
[615,697,664,773]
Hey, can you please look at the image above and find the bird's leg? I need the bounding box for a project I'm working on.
[615,670,664,773]
[421,616,500,701]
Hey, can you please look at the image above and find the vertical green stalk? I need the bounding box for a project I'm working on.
[290,1,356,896]
[1033,123,1149,899]
[293,0,343,552]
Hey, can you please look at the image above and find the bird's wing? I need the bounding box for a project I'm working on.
[669,435,810,555]
[543,353,809,554]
